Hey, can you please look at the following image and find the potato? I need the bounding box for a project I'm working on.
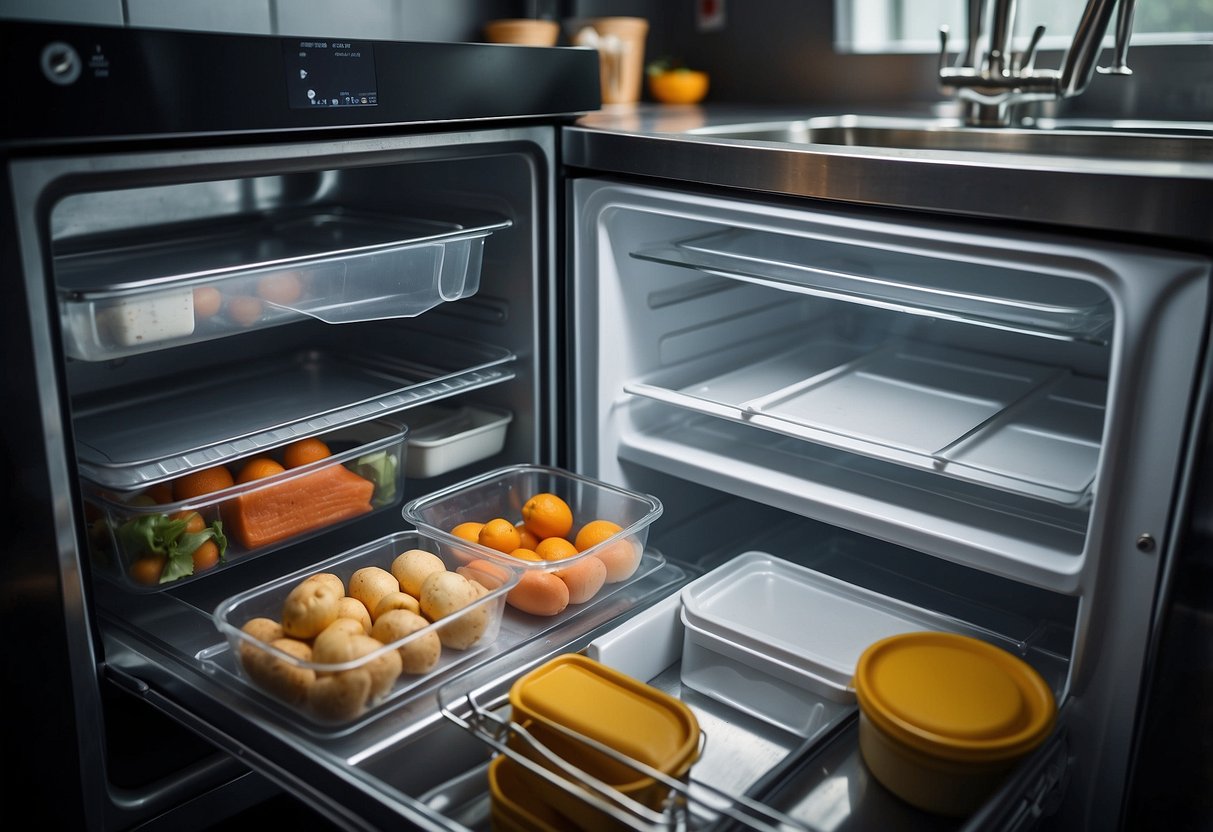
[307,669,372,722]
[318,617,365,641]
[347,566,400,616]
[241,637,315,706]
[241,616,284,643]
[336,596,373,634]
[303,572,345,597]
[281,578,342,638]
[420,571,491,650]
[371,609,441,675]
[311,629,401,701]
[391,549,447,597]
[373,590,421,621]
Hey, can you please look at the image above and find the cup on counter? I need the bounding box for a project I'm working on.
[570,16,649,105]
[484,18,560,46]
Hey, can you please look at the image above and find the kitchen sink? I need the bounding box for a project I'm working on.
[687,115,1213,163]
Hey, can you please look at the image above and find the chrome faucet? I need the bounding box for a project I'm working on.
[938,0,1138,126]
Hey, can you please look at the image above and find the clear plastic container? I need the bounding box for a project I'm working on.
[211,530,519,729]
[85,420,406,592]
[56,207,511,361]
[402,465,663,616]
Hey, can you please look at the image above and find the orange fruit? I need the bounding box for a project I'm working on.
[144,482,175,504]
[171,510,206,534]
[574,519,624,552]
[648,69,709,104]
[130,554,167,586]
[192,540,220,572]
[173,466,235,501]
[452,521,485,543]
[521,493,574,540]
[535,536,578,562]
[479,518,522,554]
[193,286,222,319]
[508,548,543,562]
[235,457,286,484]
[256,271,304,304]
[283,437,332,468]
[515,522,540,551]
[225,294,264,327]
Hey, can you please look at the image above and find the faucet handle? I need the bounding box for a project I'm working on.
[1013,25,1047,75]
[1097,0,1136,75]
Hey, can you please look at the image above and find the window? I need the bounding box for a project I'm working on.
[836,0,1213,54]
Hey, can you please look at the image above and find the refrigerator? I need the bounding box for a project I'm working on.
[4,17,1211,832]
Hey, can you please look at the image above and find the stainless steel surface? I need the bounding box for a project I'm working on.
[564,106,1213,246]
[937,0,1137,125]
[685,115,1213,162]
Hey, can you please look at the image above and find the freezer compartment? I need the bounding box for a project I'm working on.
[54,191,510,361]
[84,419,406,592]
[404,465,664,616]
[204,531,518,732]
[71,330,514,490]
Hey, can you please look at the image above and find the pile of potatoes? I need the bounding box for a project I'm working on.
[237,548,495,722]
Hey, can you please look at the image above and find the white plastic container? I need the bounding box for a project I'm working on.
[405,404,512,478]
[678,551,979,736]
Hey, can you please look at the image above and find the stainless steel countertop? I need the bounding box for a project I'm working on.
[563,105,1213,249]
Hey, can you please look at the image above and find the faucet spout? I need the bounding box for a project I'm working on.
[938,0,1138,126]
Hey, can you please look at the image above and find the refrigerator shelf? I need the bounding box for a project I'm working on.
[632,227,1113,342]
[55,205,512,361]
[624,330,1105,507]
[73,332,515,490]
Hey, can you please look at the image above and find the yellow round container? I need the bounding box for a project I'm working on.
[507,653,700,827]
[853,631,1056,816]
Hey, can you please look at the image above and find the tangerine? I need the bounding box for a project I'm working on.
[452,521,485,543]
[235,457,286,484]
[130,554,167,586]
[535,536,578,562]
[508,548,543,562]
[173,466,235,501]
[478,518,522,554]
[574,519,624,552]
[521,492,574,540]
[514,521,540,551]
[144,482,175,504]
[192,540,220,572]
[171,510,206,534]
[283,437,332,468]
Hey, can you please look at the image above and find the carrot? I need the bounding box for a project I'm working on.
[225,464,375,550]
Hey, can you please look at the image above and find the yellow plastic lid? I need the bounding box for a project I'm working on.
[509,654,700,778]
[854,631,1056,763]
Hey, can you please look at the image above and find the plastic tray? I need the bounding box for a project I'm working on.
[678,551,1003,735]
[405,403,513,478]
[85,420,406,592]
[403,465,663,616]
[632,227,1113,339]
[207,530,519,730]
[72,332,515,490]
[56,206,511,361]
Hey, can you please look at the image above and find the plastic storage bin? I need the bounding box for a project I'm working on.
[56,207,511,361]
[678,551,986,736]
[404,403,513,478]
[402,465,663,616]
[85,420,406,591]
[853,631,1057,816]
[211,530,519,729]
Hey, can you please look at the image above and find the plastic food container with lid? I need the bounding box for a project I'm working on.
[403,465,663,616]
[853,631,1057,816]
[502,653,701,828]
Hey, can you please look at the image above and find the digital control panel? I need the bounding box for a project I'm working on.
[282,39,378,109]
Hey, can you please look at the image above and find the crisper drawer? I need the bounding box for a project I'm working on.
[573,179,1211,594]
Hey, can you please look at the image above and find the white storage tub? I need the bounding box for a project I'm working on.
[404,403,512,478]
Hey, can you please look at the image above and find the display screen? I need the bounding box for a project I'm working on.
[283,39,378,109]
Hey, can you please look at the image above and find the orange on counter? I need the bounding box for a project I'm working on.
[647,67,709,104]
